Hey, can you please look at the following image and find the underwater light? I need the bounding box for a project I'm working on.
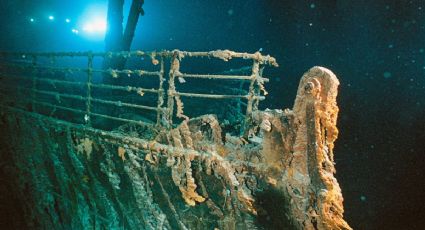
[82,18,107,34]
[48,15,55,21]
[71,29,79,34]
[65,18,71,23]
[29,18,35,22]
[77,3,108,40]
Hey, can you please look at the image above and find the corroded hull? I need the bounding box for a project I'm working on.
[0,50,350,229]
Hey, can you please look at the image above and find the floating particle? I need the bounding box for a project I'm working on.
[360,195,367,202]
[310,3,316,9]
[383,71,392,79]
[419,48,424,53]
[309,22,313,26]
[388,44,394,48]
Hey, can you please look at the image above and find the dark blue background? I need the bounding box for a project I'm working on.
[1,0,424,229]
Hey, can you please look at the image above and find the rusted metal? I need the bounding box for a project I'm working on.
[0,50,279,66]
[0,49,278,130]
[156,56,165,126]
[0,49,355,229]
[166,51,178,127]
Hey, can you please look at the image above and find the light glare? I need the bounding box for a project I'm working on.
[78,3,108,40]
[48,15,54,20]
[82,19,106,34]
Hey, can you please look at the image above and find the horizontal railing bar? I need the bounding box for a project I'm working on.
[0,83,260,107]
[0,50,278,66]
[0,74,160,94]
[1,67,269,85]
[35,89,159,111]
[35,89,85,100]
[177,50,279,66]
[258,77,270,83]
[0,80,263,105]
[180,73,251,80]
[89,112,154,127]
[173,92,265,101]
[90,98,159,111]
[0,93,153,127]
[1,73,268,90]
[0,73,85,86]
[0,50,260,58]
[0,86,160,112]
[35,101,86,114]
[0,63,160,77]
[93,69,160,77]
[0,51,154,58]
[175,50,270,60]
[180,73,270,82]
[37,77,85,87]
[0,93,84,115]
[175,92,247,99]
[0,85,85,100]
[90,83,160,94]
[35,101,153,126]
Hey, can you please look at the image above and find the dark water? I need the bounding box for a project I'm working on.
[0,0,424,229]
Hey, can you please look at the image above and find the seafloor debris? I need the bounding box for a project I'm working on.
[0,65,350,229]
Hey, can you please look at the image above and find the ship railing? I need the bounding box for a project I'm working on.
[0,50,278,131]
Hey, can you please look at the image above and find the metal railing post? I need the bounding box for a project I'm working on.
[243,59,260,137]
[86,52,93,126]
[166,51,178,128]
[156,55,165,127]
[253,66,265,111]
[31,55,37,112]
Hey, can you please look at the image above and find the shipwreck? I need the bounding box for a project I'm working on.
[0,49,351,229]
